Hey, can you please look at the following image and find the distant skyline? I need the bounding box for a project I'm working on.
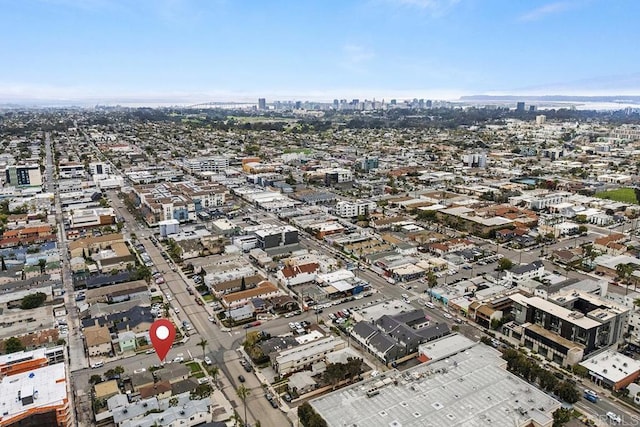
[1,0,639,104]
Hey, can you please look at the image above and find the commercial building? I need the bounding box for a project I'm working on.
[89,162,113,175]
[579,350,640,391]
[360,157,379,172]
[69,207,116,229]
[4,164,42,187]
[310,335,560,427]
[250,225,298,249]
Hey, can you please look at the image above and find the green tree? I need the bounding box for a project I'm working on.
[38,258,46,274]
[114,366,125,375]
[555,381,579,404]
[168,397,179,407]
[426,270,438,300]
[236,385,250,427]
[552,408,572,427]
[298,402,328,427]
[89,374,102,385]
[4,337,25,354]
[571,364,588,378]
[497,258,514,271]
[21,292,47,309]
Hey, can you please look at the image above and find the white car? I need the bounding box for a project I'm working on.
[443,313,452,319]
[606,412,621,424]
[204,356,212,365]
[133,368,146,374]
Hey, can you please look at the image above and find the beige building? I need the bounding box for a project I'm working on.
[84,325,112,357]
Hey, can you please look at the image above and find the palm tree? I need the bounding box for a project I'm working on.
[634,298,640,309]
[168,397,179,407]
[426,270,437,301]
[209,365,219,386]
[616,263,634,295]
[197,339,208,360]
[236,385,250,427]
[38,258,46,274]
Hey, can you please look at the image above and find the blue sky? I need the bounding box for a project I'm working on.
[0,0,639,103]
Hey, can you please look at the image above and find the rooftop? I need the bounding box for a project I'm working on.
[580,350,640,384]
[311,341,560,427]
[0,363,68,424]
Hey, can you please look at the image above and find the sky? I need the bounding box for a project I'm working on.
[0,0,639,104]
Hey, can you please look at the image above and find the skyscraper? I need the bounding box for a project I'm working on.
[516,102,525,112]
[258,98,266,110]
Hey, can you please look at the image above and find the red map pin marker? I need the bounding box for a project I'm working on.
[149,319,176,362]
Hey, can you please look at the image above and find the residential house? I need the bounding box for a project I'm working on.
[139,380,172,400]
[117,331,137,353]
[84,325,112,358]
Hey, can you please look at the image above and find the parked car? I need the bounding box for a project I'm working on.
[204,356,212,366]
[606,412,621,424]
[238,375,246,383]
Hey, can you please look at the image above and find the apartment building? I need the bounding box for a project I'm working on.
[334,200,376,218]
[273,336,347,375]
[0,358,71,427]
[505,290,629,367]
[182,156,229,174]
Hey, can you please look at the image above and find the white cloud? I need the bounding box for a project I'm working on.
[519,1,573,22]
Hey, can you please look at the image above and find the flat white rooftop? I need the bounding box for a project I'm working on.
[580,350,640,384]
[310,341,560,427]
[0,363,68,423]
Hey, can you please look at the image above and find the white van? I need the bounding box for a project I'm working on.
[91,361,104,369]
[424,301,435,309]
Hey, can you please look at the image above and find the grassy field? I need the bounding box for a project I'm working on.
[595,187,639,204]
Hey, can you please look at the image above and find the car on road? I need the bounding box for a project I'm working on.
[238,375,246,383]
[606,412,621,423]
[204,356,212,366]
[133,368,146,374]
[443,313,452,319]
[208,316,216,323]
